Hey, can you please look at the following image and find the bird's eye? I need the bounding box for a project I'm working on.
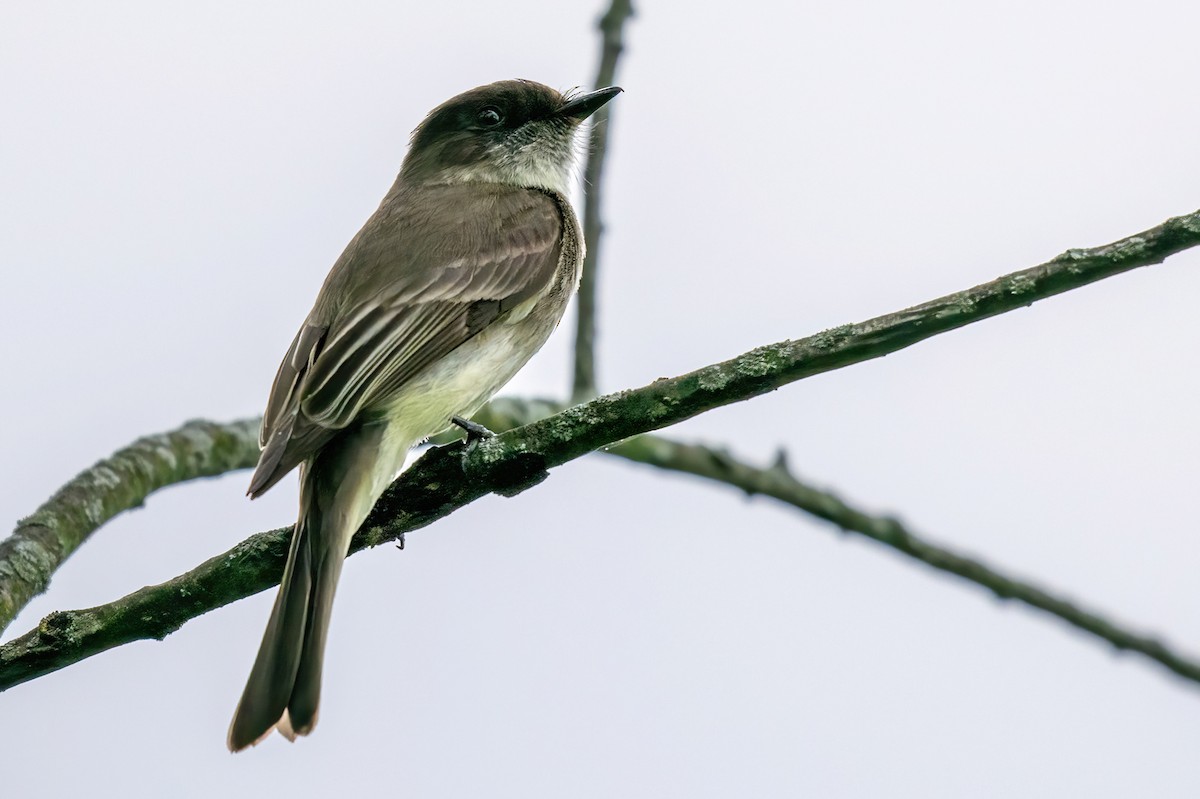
[476,107,503,128]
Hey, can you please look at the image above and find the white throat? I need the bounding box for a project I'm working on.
[436,123,585,196]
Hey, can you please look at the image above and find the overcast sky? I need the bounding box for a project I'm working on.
[3,1,1200,796]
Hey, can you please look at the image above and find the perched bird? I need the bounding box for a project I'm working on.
[227,79,621,752]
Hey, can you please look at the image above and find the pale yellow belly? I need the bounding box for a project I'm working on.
[379,299,563,454]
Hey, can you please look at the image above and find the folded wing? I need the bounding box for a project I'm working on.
[248,184,563,497]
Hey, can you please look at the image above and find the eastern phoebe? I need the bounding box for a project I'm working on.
[227,79,621,751]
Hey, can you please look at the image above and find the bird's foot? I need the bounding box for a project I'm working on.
[451,415,496,471]
[451,415,495,443]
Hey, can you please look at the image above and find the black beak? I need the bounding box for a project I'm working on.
[556,86,623,121]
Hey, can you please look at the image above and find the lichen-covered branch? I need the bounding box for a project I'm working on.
[0,419,260,634]
[514,208,1200,466]
[3,208,1199,690]
[572,0,635,402]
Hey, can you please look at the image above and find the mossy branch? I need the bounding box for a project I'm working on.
[2,208,1198,690]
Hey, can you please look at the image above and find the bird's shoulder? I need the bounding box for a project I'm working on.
[311,182,567,322]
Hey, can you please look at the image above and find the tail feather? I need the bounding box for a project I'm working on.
[228,423,398,752]
[227,507,314,751]
[281,480,355,736]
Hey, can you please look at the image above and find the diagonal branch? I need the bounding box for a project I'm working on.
[0,419,260,634]
[606,433,1200,684]
[3,207,1199,690]
[572,0,635,402]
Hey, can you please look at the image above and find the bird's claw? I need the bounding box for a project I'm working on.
[451,415,495,472]
[451,415,495,443]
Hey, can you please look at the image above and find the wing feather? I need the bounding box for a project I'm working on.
[248,183,565,496]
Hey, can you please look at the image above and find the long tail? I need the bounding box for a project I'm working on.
[228,423,393,752]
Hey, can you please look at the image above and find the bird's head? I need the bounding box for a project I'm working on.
[400,79,622,195]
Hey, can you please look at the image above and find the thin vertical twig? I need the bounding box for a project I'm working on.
[572,0,635,403]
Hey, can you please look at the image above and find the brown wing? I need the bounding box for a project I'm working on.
[248,182,564,498]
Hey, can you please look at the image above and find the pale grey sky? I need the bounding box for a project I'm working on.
[3,1,1199,796]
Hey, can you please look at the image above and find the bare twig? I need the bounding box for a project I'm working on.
[607,433,1200,684]
[3,208,1198,690]
[572,0,635,402]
